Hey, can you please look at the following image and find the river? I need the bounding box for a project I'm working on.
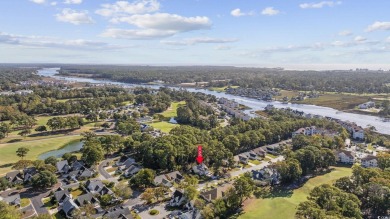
[37,68,390,135]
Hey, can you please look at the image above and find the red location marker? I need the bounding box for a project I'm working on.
[196,145,203,164]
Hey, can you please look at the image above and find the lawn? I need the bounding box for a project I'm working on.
[240,167,352,219]
[20,198,30,208]
[300,93,371,111]
[70,188,84,198]
[159,101,186,118]
[0,135,81,176]
[209,86,239,92]
[148,121,178,133]
[249,160,261,165]
[42,197,56,210]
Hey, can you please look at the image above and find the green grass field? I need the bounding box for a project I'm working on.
[159,101,186,118]
[209,86,239,92]
[148,121,178,133]
[240,167,352,219]
[0,135,81,176]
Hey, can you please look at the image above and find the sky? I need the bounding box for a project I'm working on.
[1,0,390,70]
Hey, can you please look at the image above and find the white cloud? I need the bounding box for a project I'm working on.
[354,36,367,42]
[111,13,210,31]
[96,0,160,17]
[102,13,211,39]
[64,0,82,4]
[386,37,390,43]
[101,28,177,39]
[56,9,94,25]
[338,30,352,36]
[366,21,390,32]
[30,0,46,4]
[261,7,280,16]
[0,32,124,50]
[215,45,232,50]
[161,37,238,46]
[231,8,244,17]
[230,8,254,17]
[300,1,342,9]
[50,1,57,6]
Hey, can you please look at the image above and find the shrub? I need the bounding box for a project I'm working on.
[149,209,159,215]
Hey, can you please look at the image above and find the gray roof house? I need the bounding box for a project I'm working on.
[75,193,99,207]
[3,194,21,207]
[54,188,71,204]
[85,179,113,195]
[61,198,79,218]
[102,207,133,219]
[169,190,186,207]
[23,167,38,182]
[5,171,23,184]
[56,160,71,174]
[123,164,141,177]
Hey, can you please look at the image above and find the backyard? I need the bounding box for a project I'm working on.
[240,167,352,219]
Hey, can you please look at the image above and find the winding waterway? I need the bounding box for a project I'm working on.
[38,68,390,135]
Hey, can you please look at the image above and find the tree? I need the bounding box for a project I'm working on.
[16,147,29,160]
[35,125,47,132]
[154,187,168,201]
[18,129,31,138]
[113,182,133,199]
[31,171,57,189]
[377,153,390,170]
[222,135,240,154]
[201,204,215,219]
[0,177,10,191]
[12,160,32,170]
[297,184,362,219]
[275,159,302,184]
[183,185,198,201]
[233,174,255,203]
[82,140,104,167]
[0,201,22,219]
[129,168,156,188]
[44,156,57,166]
[140,188,155,204]
[100,194,114,207]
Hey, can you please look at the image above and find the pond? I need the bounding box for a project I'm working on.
[38,141,84,160]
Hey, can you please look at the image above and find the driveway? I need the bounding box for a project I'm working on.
[97,159,119,184]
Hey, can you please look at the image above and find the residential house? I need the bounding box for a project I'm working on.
[337,150,356,164]
[252,168,280,185]
[358,101,375,109]
[54,187,71,205]
[200,183,233,202]
[123,164,141,177]
[361,155,378,168]
[75,193,99,207]
[169,190,186,207]
[2,194,21,207]
[23,167,38,183]
[5,171,23,185]
[102,207,133,219]
[292,126,318,137]
[56,160,71,174]
[61,199,79,218]
[154,171,184,187]
[85,179,113,196]
[192,163,211,176]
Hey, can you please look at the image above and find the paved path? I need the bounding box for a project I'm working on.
[98,158,119,183]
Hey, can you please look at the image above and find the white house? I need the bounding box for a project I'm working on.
[358,101,375,109]
[292,126,318,137]
[361,155,378,168]
[338,150,355,164]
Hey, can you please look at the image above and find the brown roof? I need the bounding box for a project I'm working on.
[361,155,377,161]
[201,183,233,202]
[339,150,355,159]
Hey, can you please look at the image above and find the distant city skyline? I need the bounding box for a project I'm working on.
[1,0,390,70]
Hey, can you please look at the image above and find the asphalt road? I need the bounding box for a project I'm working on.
[98,159,113,179]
